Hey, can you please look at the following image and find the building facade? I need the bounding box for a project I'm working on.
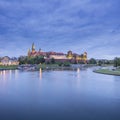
[28,43,87,63]
[0,56,19,65]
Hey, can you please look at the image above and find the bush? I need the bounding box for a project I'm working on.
[18,56,45,65]
[57,62,63,66]
[63,62,70,67]
[98,60,102,66]
[89,58,97,64]
[51,58,55,64]
[114,57,120,67]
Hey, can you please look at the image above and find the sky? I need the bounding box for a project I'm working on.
[0,0,120,59]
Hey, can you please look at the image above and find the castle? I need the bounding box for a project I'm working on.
[28,43,87,63]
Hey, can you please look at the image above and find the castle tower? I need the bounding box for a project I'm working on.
[39,48,42,52]
[67,50,73,59]
[31,43,36,53]
[83,52,87,58]
[28,48,31,56]
[83,52,87,63]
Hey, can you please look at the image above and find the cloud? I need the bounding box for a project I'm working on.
[0,0,120,59]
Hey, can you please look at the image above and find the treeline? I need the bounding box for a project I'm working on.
[18,56,120,67]
[88,58,113,66]
[18,56,71,67]
[114,57,120,67]
[88,57,120,67]
[18,56,45,65]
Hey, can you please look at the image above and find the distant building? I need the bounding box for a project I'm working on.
[28,43,87,63]
[47,52,67,60]
[0,56,19,65]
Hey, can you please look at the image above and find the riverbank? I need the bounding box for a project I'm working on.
[0,64,99,71]
[0,65,18,70]
[93,68,120,76]
[18,64,96,71]
[18,64,79,71]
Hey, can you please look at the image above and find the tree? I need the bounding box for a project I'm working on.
[56,62,63,66]
[27,57,35,64]
[105,60,110,64]
[18,56,45,65]
[18,56,27,65]
[63,62,70,67]
[98,60,104,66]
[51,58,55,64]
[114,57,120,67]
[37,56,45,64]
[89,58,97,64]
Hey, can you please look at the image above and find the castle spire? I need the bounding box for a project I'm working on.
[32,43,35,51]
[39,48,42,52]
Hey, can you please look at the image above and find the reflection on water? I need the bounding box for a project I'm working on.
[76,68,80,87]
[15,70,18,79]
[0,68,120,120]
[0,70,19,81]
[0,70,8,80]
[77,68,80,73]
[9,70,12,79]
[39,68,42,80]
[77,68,80,78]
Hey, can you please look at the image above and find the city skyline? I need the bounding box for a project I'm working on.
[0,0,120,59]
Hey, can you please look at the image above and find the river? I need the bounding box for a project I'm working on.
[0,67,120,120]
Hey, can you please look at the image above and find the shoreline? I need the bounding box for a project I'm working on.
[93,69,120,76]
[18,64,83,71]
[0,65,18,70]
[0,64,97,71]
[1,64,113,72]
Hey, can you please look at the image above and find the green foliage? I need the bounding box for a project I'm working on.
[94,69,120,76]
[98,60,102,66]
[105,61,110,64]
[114,57,120,67]
[18,56,27,65]
[89,58,97,64]
[55,62,70,67]
[56,62,63,66]
[51,58,55,64]
[46,61,50,64]
[35,56,45,64]
[27,57,34,64]
[18,56,45,65]
[0,65,18,70]
[63,62,71,67]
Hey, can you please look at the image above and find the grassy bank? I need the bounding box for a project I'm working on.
[18,63,99,71]
[0,65,18,70]
[36,64,75,70]
[94,68,120,76]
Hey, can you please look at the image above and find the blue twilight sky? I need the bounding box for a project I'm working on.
[0,0,120,59]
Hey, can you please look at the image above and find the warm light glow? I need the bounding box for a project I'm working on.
[0,71,2,75]
[39,68,42,80]
[77,68,80,73]
[9,70,12,79]
[2,70,7,80]
[77,68,80,79]
[3,70,6,76]
[15,70,18,79]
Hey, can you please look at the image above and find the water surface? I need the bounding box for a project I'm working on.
[0,67,120,120]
